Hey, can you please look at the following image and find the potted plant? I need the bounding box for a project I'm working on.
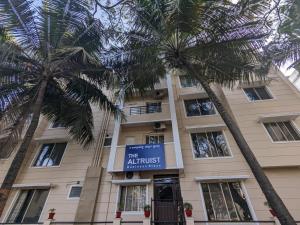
[48,208,56,220]
[116,203,123,218]
[144,204,151,218]
[183,202,193,217]
[264,202,277,217]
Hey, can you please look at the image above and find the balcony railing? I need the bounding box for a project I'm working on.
[122,103,170,124]
[112,142,177,171]
[129,105,162,115]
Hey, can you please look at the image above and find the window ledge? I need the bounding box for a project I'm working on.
[12,183,54,189]
[257,113,300,123]
[111,179,151,185]
[179,92,208,100]
[186,124,226,133]
[194,175,250,182]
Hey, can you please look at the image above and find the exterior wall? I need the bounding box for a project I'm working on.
[1,68,300,223]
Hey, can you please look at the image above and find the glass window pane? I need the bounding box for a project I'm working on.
[213,132,230,156]
[69,186,82,198]
[228,183,252,221]
[119,186,126,211]
[284,122,300,140]
[191,133,211,158]
[48,143,66,166]
[22,189,49,223]
[200,99,216,115]
[7,190,33,223]
[221,183,238,220]
[270,123,287,141]
[185,99,201,116]
[34,144,54,167]
[208,183,229,220]
[202,183,215,220]
[120,186,146,212]
[255,87,272,100]
[278,122,294,141]
[264,123,279,141]
[244,88,259,101]
[207,132,218,157]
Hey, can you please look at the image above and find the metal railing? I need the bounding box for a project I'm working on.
[129,105,162,115]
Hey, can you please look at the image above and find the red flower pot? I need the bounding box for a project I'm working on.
[144,210,151,218]
[269,209,277,217]
[48,212,55,220]
[185,209,192,217]
[116,211,122,218]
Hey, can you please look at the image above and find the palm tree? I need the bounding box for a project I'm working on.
[0,0,120,215]
[115,0,296,224]
[268,0,300,71]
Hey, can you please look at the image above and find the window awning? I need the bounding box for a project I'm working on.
[194,175,250,183]
[34,136,70,143]
[257,113,300,123]
[185,124,226,133]
[12,183,54,189]
[237,79,272,89]
[111,179,151,185]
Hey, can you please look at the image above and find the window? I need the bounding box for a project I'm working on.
[201,182,252,221]
[244,86,272,101]
[179,75,199,88]
[119,185,146,212]
[33,143,67,167]
[68,185,82,199]
[264,121,300,142]
[104,136,112,147]
[184,98,216,117]
[51,121,64,128]
[146,134,164,144]
[7,189,49,223]
[191,131,230,158]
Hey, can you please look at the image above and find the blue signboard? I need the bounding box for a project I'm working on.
[123,144,166,171]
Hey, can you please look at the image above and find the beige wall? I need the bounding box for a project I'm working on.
[1,68,300,222]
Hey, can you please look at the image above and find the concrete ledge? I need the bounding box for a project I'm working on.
[111,179,152,185]
[257,113,300,123]
[185,124,226,133]
[194,175,250,182]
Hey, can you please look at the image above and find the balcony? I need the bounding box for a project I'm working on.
[122,103,171,125]
[112,142,177,172]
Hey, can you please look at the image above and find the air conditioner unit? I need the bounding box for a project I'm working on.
[153,90,166,99]
[125,172,140,180]
[153,122,166,131]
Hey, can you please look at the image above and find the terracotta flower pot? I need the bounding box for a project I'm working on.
[144,210,151,218]
[48,212,55,220]
[185,209,192,217]
[116,211,122,218]
[269,209,277,217]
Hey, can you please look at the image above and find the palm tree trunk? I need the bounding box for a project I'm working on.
[0,78,48,216]
[181,61,296,225]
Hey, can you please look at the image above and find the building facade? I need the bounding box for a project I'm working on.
[1,67,300,224]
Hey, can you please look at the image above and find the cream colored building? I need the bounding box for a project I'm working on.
[1,67,300,224]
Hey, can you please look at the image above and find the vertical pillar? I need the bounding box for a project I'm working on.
[166,73,184,169]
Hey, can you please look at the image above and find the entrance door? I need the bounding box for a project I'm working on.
[153,175,185,225]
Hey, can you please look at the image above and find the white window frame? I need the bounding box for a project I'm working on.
[31,142,68,168]
[145,133,164,144]
[115,184,148,215]
[182,98,218,118]
[198,180,257,223]
[262,120,300,143]
[189,130,233,160]
[3,188,51,223]
[242,86,274,102]
[67,184,83,200]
